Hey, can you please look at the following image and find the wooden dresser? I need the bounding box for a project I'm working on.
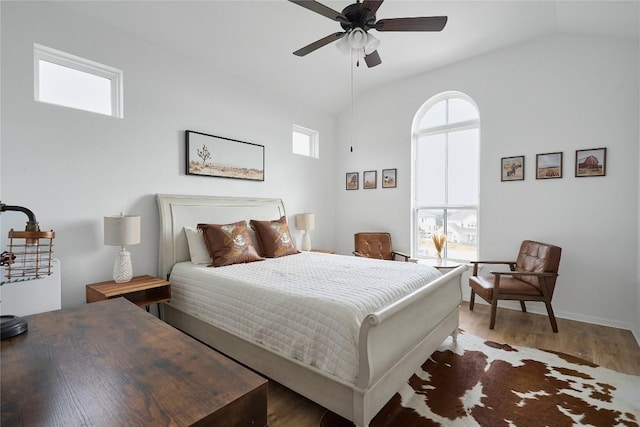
[1,298,267,426]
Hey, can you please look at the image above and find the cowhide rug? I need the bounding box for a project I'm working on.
[321,331,639,427]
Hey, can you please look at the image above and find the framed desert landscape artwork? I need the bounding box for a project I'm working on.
[346,172,359,190]
[186,130,264,181]
[501,155,524,181]
[536,152,563,179]
[363,170,377,189]
[382,169,397,188]
[575,148,606,177]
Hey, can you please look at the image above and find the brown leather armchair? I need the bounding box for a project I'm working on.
[469,240,562,332]
[353,232,410,261]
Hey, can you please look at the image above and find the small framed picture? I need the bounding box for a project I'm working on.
[575,148,606,177]
[346,172,359,190]
[501,155,524,181]
[536,152,563,179]
[382,169,397,188]
[363,170,377,189]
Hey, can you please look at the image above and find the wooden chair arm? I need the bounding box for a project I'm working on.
[470,261,516,266]
[490,271,558,278]
[470,260,516,275]
[392,251,411,262]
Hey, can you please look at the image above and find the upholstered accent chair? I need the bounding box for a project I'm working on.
[353,232,410,261]
[469,240,562,332]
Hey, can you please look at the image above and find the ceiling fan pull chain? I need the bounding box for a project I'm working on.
[350,48,355,153]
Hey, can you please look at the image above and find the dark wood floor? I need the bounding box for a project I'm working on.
[267,301,640,426]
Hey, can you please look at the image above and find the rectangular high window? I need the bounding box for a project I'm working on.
[292,125,319,158]
[34,44,123,118]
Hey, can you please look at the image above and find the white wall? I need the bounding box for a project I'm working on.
[637,38,640,342]
[336,34,639,331]
[0,2,336,309]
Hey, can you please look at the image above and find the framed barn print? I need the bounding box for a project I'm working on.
[501,155,524,181]
[575,148,606,177]
[536,152,563,179]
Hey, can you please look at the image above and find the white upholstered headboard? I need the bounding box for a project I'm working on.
[156,194,286,280]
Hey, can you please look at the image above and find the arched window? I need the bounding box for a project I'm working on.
[412,92,479,261]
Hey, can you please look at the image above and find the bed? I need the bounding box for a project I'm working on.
[157,194,466,427]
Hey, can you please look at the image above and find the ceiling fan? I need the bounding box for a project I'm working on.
[289,0,448,68]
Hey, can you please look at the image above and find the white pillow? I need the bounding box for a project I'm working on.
[184,226,211,265]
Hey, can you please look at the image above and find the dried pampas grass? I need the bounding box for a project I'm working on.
[432,234,446,253]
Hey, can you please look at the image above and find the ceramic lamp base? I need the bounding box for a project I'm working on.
[301,232,312,251]
[113,249,133,283]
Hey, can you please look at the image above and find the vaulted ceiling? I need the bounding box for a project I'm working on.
[60,1,639,114]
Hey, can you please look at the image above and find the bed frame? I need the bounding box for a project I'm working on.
[157,194,466,427]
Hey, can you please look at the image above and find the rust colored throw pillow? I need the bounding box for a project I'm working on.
[197,221,263,267]
[250,216,300,258]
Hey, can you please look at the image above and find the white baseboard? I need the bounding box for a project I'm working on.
[463,297,636,335]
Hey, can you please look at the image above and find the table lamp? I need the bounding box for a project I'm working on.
[295,213,315,251]
[104,213,140,283]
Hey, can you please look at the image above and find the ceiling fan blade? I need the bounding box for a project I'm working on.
[365,50,382,68]
[288,0,348,23]
[360,0,384,15]
[293,32,345,57]
[376,16,448,32]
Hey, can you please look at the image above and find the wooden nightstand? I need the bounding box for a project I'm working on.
[310,249,336,254]
[86,275,171,317]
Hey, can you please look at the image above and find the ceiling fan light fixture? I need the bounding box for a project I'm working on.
[347,27,367,49]
[364,32,380,55]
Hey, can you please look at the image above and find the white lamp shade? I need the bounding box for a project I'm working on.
[295,213,315,231]
[104,214,141,246]
[347,28,367,49]
[364,33,380,55]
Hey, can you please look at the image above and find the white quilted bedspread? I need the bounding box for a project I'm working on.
[168,252,441,383]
